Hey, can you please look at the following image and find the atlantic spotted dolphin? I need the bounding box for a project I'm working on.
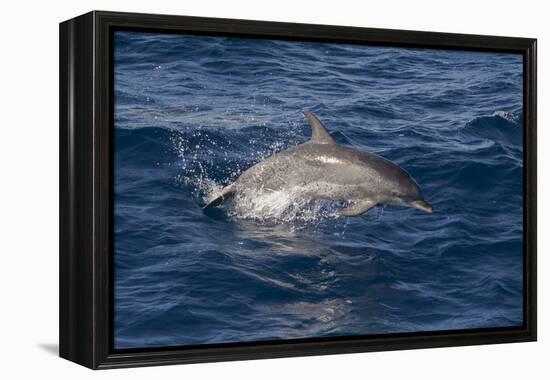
[204,112,432,216]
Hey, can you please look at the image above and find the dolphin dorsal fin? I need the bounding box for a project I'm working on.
[303,112,336,145]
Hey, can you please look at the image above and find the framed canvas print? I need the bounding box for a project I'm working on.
[59,11,537,369]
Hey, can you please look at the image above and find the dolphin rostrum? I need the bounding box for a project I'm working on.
[203,112,432,216]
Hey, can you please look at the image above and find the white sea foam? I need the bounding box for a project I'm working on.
[492,110,519,124]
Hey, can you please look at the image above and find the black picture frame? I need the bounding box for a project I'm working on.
[59,10,537,369]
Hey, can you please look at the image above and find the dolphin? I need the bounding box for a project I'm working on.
[203,112,432,216]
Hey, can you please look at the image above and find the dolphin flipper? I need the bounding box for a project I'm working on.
[203,184,235,210]
[338,200,377,216]
[303,112,337,145]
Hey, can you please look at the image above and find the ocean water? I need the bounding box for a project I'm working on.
[113,31,524,349]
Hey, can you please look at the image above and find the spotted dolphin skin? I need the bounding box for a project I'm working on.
[204,112,432,216]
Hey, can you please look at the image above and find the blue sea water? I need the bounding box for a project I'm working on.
[113,31,524,349]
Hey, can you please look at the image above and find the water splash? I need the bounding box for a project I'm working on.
[229,189,343,223]
[170,122,346,224]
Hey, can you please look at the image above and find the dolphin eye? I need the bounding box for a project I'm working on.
[391,191,399,197]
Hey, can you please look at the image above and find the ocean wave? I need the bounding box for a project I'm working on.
[463,110,522,148]
[115,107,523,226]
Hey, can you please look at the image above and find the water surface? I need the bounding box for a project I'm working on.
[113,31,523,349]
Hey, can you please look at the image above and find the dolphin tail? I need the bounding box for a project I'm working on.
[203,183,236,210]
